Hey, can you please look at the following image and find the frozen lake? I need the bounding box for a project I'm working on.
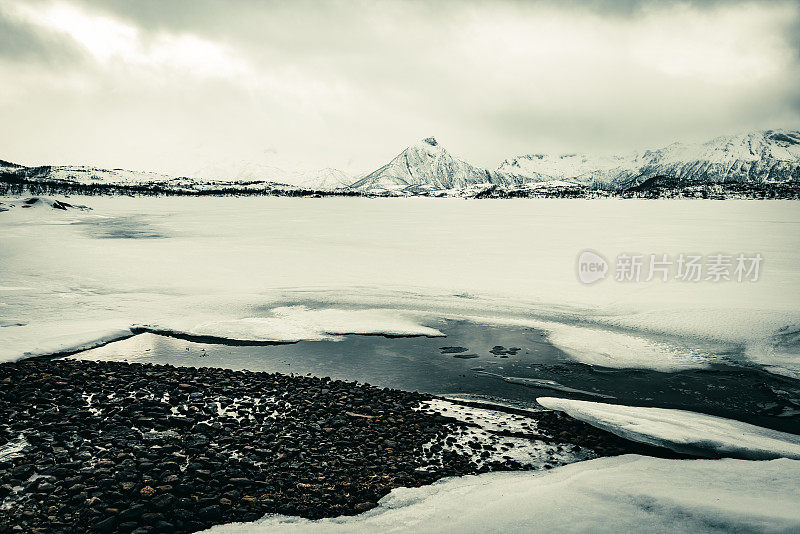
[2,196,800,400]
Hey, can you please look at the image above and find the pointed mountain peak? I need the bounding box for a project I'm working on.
[350,136,518,192]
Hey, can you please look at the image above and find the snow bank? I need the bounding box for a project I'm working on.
[0,196,90,213]
[136,306,444,344]
[537,397,800,460]
[203,455,800,534]
[0,321,134,363]
[542,323,712,372]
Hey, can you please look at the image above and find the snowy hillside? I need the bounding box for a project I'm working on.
[0,162,354,196]
[0,163,202,189]
[500,129,800,189]
[350,137,520,193]
[192,160,292,184]
[33,165,181,186]
[293,168,353,190]
[0,159,24,173]
[191,162,354,190]
[498,153,635,184]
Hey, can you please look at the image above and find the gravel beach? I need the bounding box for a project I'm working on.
[0,358,682,533]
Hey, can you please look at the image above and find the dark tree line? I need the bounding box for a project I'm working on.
[2,173,797,200]
[0,174,369,198]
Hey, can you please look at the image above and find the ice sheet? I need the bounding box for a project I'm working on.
[1,196,799,375]
[202,455,800,533]
[137,306,444,343]
[537,397,800,459]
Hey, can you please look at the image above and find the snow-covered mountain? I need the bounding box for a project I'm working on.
[350,137,520,193]
[0,162,317,196]
[24,165,181,186]
[292,168,353,190]
[500,129,800,189]
[192,160,291,184]
[0,163,189,188]
[498,153,634,183]
[0,159,359,195]
[192,161,353,190]
[3,128,798,198]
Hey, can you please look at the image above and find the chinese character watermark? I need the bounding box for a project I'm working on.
[576,251,762,284]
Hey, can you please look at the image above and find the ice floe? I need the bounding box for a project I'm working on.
[537,397,800,460]
[0,321,134,363]
[0,305,443,363]
[203,455,800,533]
[542,322,713,372]
[135,306,444,344]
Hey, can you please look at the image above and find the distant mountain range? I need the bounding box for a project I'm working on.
[498,129,800,190]
[190,161,354,190]
[1,129,799,199]
[349,129,800,194]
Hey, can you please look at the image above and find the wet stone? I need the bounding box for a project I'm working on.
[0,357,675,533]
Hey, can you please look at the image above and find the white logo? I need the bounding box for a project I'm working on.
[577,250,609,284]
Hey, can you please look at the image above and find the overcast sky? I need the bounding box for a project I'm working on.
[1,0,799,176]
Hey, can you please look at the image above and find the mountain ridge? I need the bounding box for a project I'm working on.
[498,129,800,189]
[2,128,798,197]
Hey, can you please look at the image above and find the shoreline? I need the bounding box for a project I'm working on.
[0,358,682,533]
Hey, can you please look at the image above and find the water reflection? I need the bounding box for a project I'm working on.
[72,320,800,434]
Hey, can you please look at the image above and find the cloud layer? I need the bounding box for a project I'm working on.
[1,0,798,176]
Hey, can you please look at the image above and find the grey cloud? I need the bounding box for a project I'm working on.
[0,8,85,65]
[0,0,798,174]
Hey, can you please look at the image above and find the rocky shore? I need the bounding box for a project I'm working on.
[0,358,681,533]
